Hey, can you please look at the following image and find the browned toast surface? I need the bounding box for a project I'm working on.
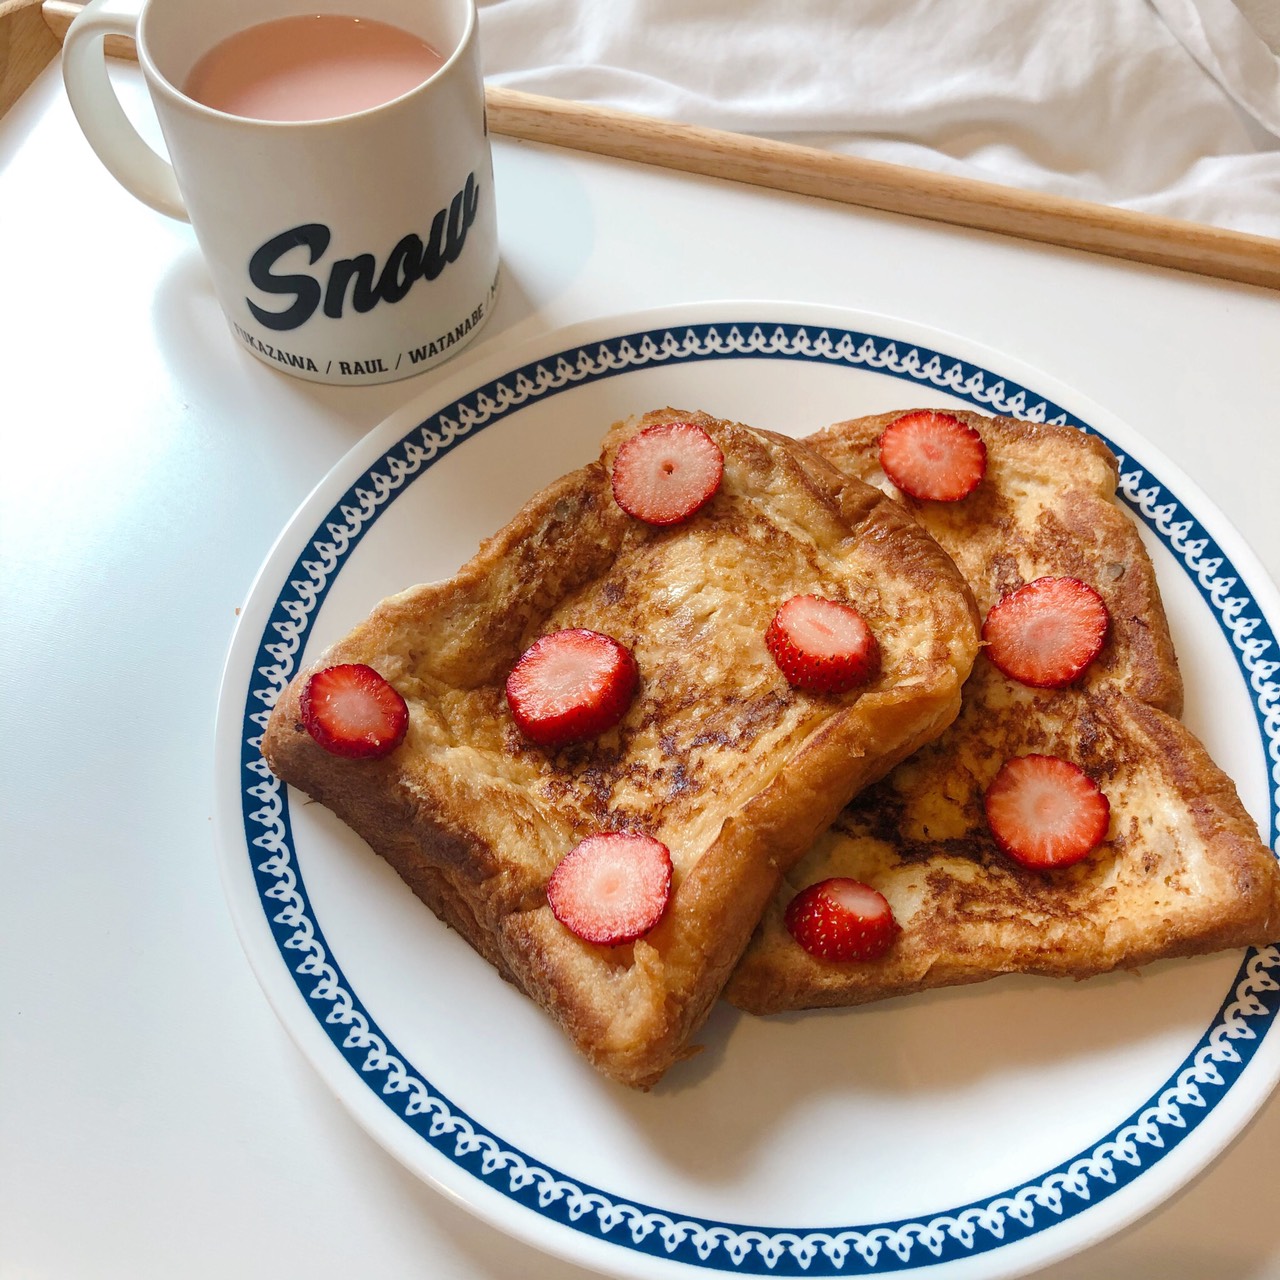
[726,410,1280,1015]
[811,411,1183,713]
[262,409,980,1085]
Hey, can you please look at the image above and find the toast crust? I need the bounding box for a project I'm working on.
[727,411,1280,1015]
[262,409,980,1085]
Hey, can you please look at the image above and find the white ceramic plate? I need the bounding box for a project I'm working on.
[214,304,1280,1280]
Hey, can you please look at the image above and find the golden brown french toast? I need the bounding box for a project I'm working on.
[726,410,1280,1014]
[261,408,980,1086]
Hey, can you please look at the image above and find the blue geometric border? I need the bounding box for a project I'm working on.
[237,323,1280,1274]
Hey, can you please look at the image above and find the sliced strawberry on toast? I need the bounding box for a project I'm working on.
[505,628,638,749]
[765,595,880,694]
[300,663,408,759]
[547,832,673,945]
[983,576,1109,688]
[785,878,900,962]
[983,754,1111,869]
[610,419,723,525]
[877,410,986,502]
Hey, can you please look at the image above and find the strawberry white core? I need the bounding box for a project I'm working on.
[1013,771,1073,829]
[633,443,715,497]
[533,641,616,711]
[326,684,389,734]
[822,878,887,916]
[781,597,870,659]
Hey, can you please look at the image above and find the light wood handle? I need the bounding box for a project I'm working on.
[42,0,130,55]
[484,87,1280,292]
[36,0,1280,291]
[1,0,61,116]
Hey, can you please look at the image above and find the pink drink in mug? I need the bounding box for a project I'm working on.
[184,14,447,122]
[62,0,499,386]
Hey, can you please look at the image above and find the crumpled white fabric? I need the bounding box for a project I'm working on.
[477,0,1280,237]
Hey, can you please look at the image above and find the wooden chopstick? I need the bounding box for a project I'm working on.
[37,0,1280,291]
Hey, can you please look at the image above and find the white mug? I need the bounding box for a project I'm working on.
[62,0,500,386]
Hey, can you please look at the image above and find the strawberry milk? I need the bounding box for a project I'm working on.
[183,14,446,121]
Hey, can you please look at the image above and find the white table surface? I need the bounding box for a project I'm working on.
[3,58,1280,1280]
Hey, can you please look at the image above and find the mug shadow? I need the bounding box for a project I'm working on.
[147,242,546,433]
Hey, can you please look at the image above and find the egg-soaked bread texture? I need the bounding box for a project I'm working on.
[261,409,980,1087]
[727,410,1280,1014]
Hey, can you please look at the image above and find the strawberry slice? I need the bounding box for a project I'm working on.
[765,594,880,693]
[982,576,1109,687]
[300,663,409,759]
[785,877,900,962]
[505,628,639,748]
[547,832,673,945]
[610,421,724,525]
[984,754,1111,869]
[878,410,987,501]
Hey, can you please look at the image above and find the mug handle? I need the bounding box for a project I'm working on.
[61,0,188,221]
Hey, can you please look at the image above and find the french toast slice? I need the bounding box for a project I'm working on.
[727,410,1280,1014]
[261,409,981,1087]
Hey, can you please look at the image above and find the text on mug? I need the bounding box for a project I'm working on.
[245,172,480,332]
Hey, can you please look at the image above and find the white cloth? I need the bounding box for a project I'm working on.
[478,0,1280,237]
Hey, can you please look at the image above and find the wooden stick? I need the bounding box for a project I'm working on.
[1,0,60,117]
[485,87,1280,292]
[41,0,131,57]
[37,0,1280,291]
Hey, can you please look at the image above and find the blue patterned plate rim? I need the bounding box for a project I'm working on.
[220,307,1280,1280]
